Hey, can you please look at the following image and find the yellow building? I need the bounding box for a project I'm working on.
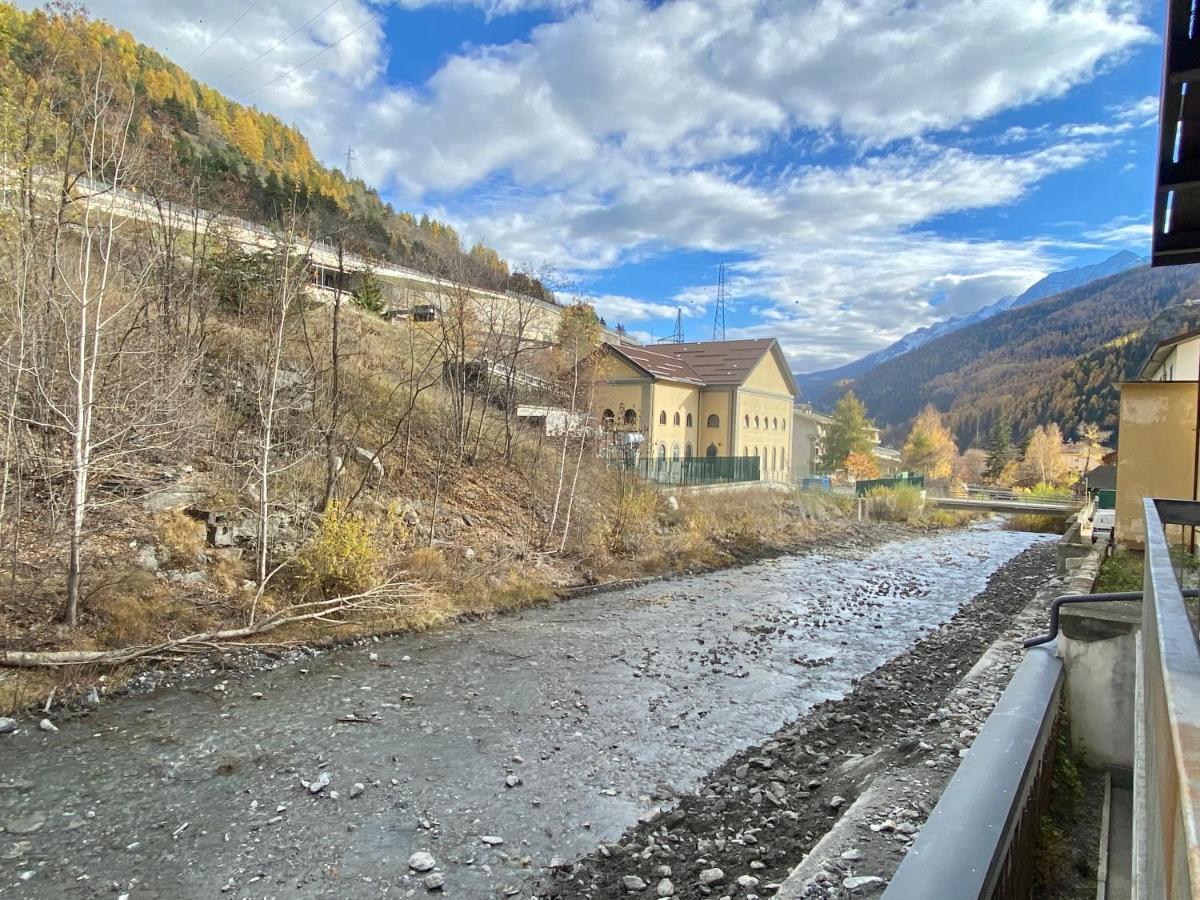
[593,338,799,481]
[1113,329,1200,548]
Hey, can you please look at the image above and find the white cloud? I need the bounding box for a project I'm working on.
[1084,216,1152,244]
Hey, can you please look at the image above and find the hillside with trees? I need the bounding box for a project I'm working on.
[819,264,1200,446]
[0,2,551,299]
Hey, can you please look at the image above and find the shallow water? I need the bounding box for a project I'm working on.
[0,523,1049,898]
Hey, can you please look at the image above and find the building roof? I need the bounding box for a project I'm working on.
[1152,0,1200,266]
[1139,327,1200,379]
[606,343,705,385]
[1082,464,1117,492]
[606,338,799,396]
[794,404,834,425]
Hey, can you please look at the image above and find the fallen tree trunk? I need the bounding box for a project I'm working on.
[0,581,420,668]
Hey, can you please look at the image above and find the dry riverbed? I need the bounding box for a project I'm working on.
[0,523,1052,898]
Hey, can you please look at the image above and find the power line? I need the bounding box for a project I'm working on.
[238,10,381,102]
[187,0,263,68]
[210,0,342,89]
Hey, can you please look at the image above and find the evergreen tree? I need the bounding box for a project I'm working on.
[984,414,1014,481]
[821,391,875,473]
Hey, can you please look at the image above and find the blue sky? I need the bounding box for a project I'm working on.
[63,0,1166,371]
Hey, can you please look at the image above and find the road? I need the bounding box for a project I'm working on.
[0,524,1048,898]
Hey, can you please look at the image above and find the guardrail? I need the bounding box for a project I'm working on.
[882,643,1064,898]
[1135,498,1200,897]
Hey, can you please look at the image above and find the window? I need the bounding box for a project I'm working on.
[672,443,681,461]
[602,409,615,426]
[782,420,786,433]
[673,412,681,426]
[659,411,667,425]
[744,414,750,427]
[686,413,693,427]
[782,451,787,471]
[623,408,637,425]
[773,417,778,430]
[657,443,667,460]
[755,416,760,429]
[706,443,718,457]
[772,447,777,471]
[707,414,720,427]
[685,443,693,458]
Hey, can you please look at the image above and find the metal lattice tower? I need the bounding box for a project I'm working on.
[658,307,685,344]
[713,263,728,341]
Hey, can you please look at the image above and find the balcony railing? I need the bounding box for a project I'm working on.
[1135,498,1200,897]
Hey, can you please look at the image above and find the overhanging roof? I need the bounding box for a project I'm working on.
[1153,0,1200,266]
[1138,326,1200,378]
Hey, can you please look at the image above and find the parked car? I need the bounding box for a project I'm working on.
[1091,509,1115,545]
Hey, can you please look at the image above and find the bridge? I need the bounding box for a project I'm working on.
[926,490,1083,516]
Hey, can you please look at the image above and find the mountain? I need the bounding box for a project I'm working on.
[794,250,1145,404]
[819,263,1200,446]
[0,2,551,300]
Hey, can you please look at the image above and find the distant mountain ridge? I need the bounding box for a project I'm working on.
[816,263,1200,447]
[794,250,1145,404]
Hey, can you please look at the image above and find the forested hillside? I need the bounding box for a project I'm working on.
[824,264,1200,446]
[0,2,549,298]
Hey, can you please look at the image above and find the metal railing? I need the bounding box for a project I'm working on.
[1135,498,1200,897]
[854,475,924,495]
[882,643,1063,899]
[625,455,761,487]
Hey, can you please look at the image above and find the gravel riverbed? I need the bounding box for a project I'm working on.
[0,523,1050,899]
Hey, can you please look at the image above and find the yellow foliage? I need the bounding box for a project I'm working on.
[296,503,379,598]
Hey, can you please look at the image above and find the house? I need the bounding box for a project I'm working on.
[1113,328,1200,547]
[593,338,799,482]
[792,405,834,477]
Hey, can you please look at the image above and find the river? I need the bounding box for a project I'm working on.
[0,522,1050,898]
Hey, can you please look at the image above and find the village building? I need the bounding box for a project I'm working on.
[1113,328,1200,547]
[593,338,799,482]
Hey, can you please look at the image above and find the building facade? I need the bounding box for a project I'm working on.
[594,338,800,482]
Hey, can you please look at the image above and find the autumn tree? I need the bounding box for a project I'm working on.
[954,448,989,485]
[821,391,875,473]
[1020,423,1069,486]
[901,405,958,479]
[844,450,880,480]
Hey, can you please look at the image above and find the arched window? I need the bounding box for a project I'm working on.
[602,409,615,426]
[782,420,786,433]
[673,412,680,426]
[707,414,719,428]
[772,447,777,471]
[686,413,693,427]
[755,416,760,429]
[685,443,693,459]
[743,446,748,456]
[744,414,750,427]
[657,443,667,460]
[659,411,667,425]
[782,451,787,471]
[706,443,719,457]
[623,408,637,425]
[773,417,778,430]
[671,443,681,461]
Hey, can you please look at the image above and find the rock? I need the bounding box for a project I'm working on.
[4,814,45,835]
[251,692,264,700]
[828,795,846,810]
[82,687,101,709]
[481,835,505,846]
[350,782,365,799]
[505,775,522,788]
[665,496,679,512]
[353,447,385,480]
[134,545,159,572]
[38,719,57,733]
[656,878,675,897]
[424,872,445,891]
[843,875,886,890]
[408,851,436,872]
[699,868,725,886]
[622,875,647,892]
[307,771,331,795]
[737,875,759,889]
[464,548,477,561]
[840,849,863,862]
[0,718,16,734]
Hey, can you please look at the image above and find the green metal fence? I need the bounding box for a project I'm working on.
[629,455,761,486]
[854,474,925,496]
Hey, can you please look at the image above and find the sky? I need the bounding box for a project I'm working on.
[45,0,1167,372]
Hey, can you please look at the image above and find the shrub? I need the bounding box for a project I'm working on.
[295,503,379,598]
[156,509,207,565]
[863,484,925,522]
[593,482,658,557]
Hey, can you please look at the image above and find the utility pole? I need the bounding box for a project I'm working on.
[344,146,356,179]
[713,263,727,341]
